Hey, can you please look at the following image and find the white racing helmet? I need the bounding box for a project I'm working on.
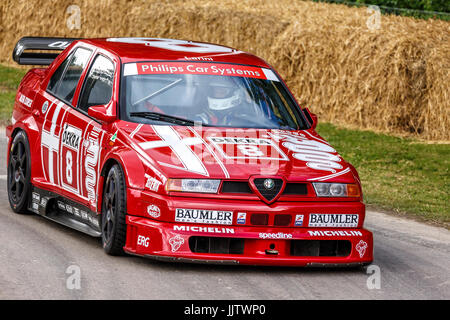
[206,77,241,111]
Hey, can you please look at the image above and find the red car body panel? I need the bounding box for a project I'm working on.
[7,38,373,266]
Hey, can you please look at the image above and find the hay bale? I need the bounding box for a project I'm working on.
[0,0,448,141]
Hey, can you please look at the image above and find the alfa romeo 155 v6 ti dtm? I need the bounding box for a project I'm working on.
[7,37,373,266]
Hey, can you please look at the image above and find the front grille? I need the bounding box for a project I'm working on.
[188,238,352,258]
[290,240,351,257]
[220,181,308,197]
[253,178,284,202]
[189,237,245,254]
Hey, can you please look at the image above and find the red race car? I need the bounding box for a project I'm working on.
[7,37,373,266]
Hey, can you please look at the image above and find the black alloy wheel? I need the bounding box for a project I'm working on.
[7,131,31,214]
[101,164,127,255]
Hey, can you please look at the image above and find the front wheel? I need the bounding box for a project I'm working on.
[101,164,127,255]
[7,131,31,214]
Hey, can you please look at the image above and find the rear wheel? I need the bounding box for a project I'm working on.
[7,131,31,214]
[101,164,127,255]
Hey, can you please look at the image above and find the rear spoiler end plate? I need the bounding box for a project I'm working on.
[13,37,80,65]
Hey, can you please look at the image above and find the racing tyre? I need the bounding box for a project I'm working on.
[7,130,31,214]
[101,164,127,255]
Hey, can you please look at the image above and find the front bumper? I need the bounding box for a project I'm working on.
[123,216,373,267]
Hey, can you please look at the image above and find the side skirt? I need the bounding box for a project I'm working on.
[29,186,102,237]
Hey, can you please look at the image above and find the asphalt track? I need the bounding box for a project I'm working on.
[0,132,448,300]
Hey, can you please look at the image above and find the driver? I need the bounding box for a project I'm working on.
[195,77,243,125]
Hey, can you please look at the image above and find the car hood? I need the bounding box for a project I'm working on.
[118,123,356,183]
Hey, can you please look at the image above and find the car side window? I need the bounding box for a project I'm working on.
[48,47,92,104]
[78,55,115,113]
[47,52,73,93]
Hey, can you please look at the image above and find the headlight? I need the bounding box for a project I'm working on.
[166,179,221,193]
[313,183,360,197]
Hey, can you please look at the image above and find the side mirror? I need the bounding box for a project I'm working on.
[302,108,318,129]
[88,105,115,123]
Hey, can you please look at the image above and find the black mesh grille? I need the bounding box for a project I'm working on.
[283,183,308,195]
[274,214,292,226]
[189,237,245,254]
[250,213,269,225]
[220,180,308,198]
[221,181,252,194]
[253,178,284,202]
[290,240,351,257]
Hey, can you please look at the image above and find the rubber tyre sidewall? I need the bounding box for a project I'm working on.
[101,164,127,256]
[7,130,31,214]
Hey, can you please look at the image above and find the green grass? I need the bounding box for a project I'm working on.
[0,64,26,123]
[316,123,449,227]
[311,0,450,21]
[0,63,448,227]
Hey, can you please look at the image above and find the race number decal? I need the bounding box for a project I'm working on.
[41,101,65,185]
[60,124,82,192]
[208,137,288,161]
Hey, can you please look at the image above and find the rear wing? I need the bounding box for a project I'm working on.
[13,37,80,65]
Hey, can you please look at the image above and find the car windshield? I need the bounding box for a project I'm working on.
[120,61,308,129]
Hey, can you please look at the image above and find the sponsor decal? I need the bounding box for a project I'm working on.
[57,201,66,210]
[19,93,32,108]
[137,235,150,248]
[65,204,73,214]
[175,208,233,225]
[48,41,72,49]
[309,214,359,228]
[294,214,304,227]
[307,230,363,237]
[56,199,99,227]
[32,192,40,202]
[184,56,213,61]
[32,202,39,211]
[169,235,185,252]
[237,212,246,225]
[209,137,272,145]
[84,127,101,205]
[109,130,118,146]
[42,101,49,114]
[130,62,275,81]
[270,131,343,174]
[61,125,82,150]
[73,207,81,218]
[80,209,88,220]
[356,240,368,258]
[174,225,235,234]
[145,176,162,192]
[259,232,292,239]
[40,198,48,207]
[147,204,161,218]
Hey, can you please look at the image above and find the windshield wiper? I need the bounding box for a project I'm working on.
[131,78,183,107]
[129,111,200,126]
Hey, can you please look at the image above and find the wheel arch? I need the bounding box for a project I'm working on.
[96,150,146,214]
